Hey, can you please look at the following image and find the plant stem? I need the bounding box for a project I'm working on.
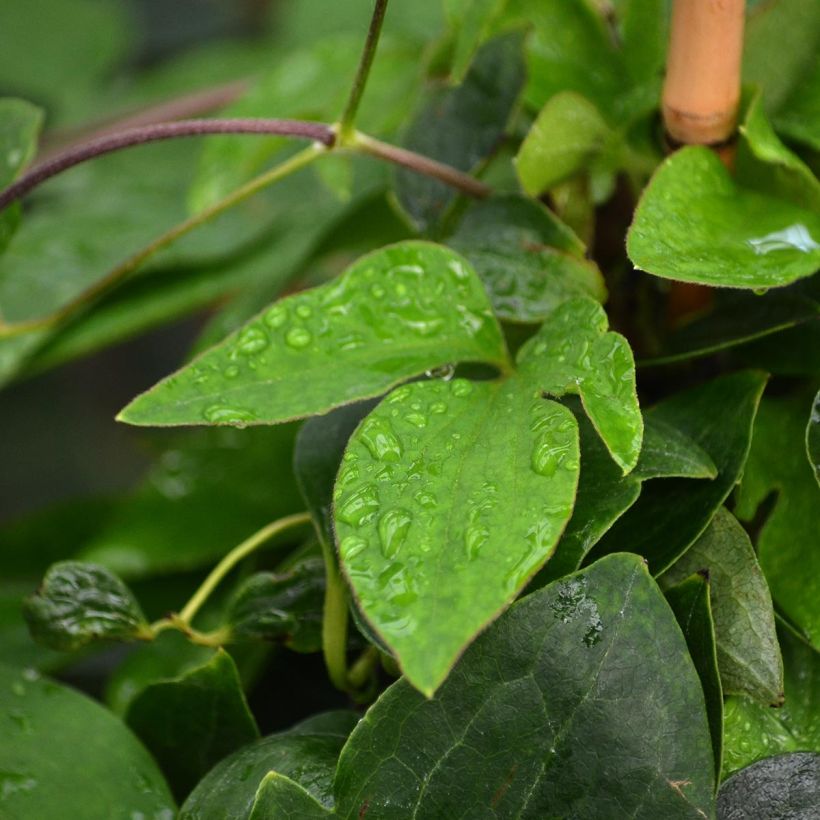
[338,0,390,139]
[177,512,311,626]
[318,530,352,693]
[350,131,491,199]
[0,144,324,338]
[348,646,380,690]
[0,118,334,212]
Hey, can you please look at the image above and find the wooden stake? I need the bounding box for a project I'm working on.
[662,0,745,146]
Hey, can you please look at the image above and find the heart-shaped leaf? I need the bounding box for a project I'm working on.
[119,242,508,427]
[333,554,715,818]
[23,561,151,650]
[662,508,783,706]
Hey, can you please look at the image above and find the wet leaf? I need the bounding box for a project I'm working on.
[666,573,723,782]
[717,752,820,819]
[394,31,526,233]
[807,390,820,486]
[663,508,783,706]
[588,371,767,574]
[447,195,606,324]
[333,554,715,818]
[0,663,175,818]
[722,625,820,779]
[23,561,150,651]
[735,393,820,647]
[179,711,358,819]
[119,242,508,428]
[226,557,325,652]
[125,650,259,800]
[628,146,820,289]
[249,772,332,819]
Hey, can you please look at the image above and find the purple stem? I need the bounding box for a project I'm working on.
[0,118,335,211]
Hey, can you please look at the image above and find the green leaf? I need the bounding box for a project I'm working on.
[807,390,820,486]
[249,772,332,819]
[225,557,325,652]
[119,242,508,428]
[394,31,526,233]
[717,753,820,817]
[515,91,612,196]
[774,56,820,151]
[535,404,717,585]
[666,573,723,783]
[22,561,150,651]
[446,194,606,324]
[518,297,642,473]
[333,554,715,818]
[0,663,175,818]
[78,426,302,578]
[735,393,820,647]
[445,0,512,81]
[179,711,359,819]
[722,626,820,779]
[628,146,820,289]
[662,508,783,707]
[125,650,259,800]
[588,371,767,574]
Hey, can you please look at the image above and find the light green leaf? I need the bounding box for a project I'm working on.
[249,772,332,819]
[394,31,526,233]
[735,393,820,647]
[518,297,642,473]
[515,91,612,196]
[333,554,715,818]
[722,626,820,779]
[807,390,820,486]
[446,195,605,323]
[628,146,820,289]
[23,561,150,651]
[179,711,359,819]
[588,370,767,574]
[446,0,512,81]
[666,573,723,782]
[662,508,783,707]
[0,663,175,818]
[125,650,259,800]
[119,242,508,428]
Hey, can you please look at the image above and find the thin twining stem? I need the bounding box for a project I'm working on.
[0,117,335,212]
[339,0,390,137]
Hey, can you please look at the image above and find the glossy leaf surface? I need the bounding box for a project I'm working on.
[119,242,508,428]
[736,393,820,647]
[126,650,259,800]
[23,561,150,651]
[588,371,766,574]
[447,195,606,324]
[628,146,820,289]
[666,573,723,782]
[249,772,332,819]
[0,664,175,818]
[333,554,715,818]
[807,390,820,485]
[394,31,525,233]
[180,711,358,819]
[717,753,820,819]
[663,508,783,706]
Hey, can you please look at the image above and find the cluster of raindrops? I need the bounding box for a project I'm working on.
[550,577,604,647]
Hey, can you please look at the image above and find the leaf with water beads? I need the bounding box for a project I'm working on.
[118,241,509,427]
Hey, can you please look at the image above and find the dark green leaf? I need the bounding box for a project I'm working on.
[333,554,715,818]
[735,393,820,647]
[0,663,175,818]
[588,371,767,574]
[125,650,259,800]
[119,242,508,428]
[445,0,511,81]
[666,573,723,782]
[722,625,820,779]
[394,31,526,233]
[226,557,325,652]
[249,772,332,819]
[628,146,820,289]
[662,508,783,706]
[447,195,606,324]
[179,711,359,819]
[717,752,820,819]
[807,390,820,486]
[23,561,150,651]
